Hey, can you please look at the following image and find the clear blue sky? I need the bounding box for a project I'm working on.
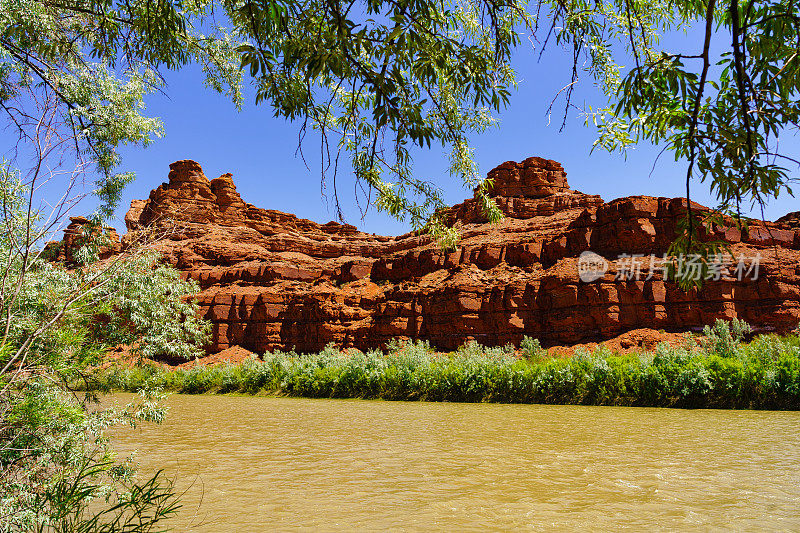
[84,38,800,235]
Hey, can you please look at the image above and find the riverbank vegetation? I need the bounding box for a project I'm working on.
[94,320,800,410]
[0,182,210,529]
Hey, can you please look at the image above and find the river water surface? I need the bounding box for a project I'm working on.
[109,394,800,531]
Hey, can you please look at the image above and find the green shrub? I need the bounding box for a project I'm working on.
[701,318,752,357]
[89,330,800,409]
[520,336,545,360]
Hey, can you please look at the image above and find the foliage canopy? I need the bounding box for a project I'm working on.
[3,0,797,249]
[228,0,530,244]
[580,0,800,275]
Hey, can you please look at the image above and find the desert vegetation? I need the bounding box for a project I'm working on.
[0,170,210,529]
[94,320,800,409]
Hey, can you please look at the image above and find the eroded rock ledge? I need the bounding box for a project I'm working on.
[82,157,800,353]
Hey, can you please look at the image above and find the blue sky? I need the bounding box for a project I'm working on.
[99,37,800,235]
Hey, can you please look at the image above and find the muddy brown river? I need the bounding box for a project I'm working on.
[108,394,800,531]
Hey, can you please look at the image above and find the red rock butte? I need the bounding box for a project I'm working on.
[83,157,800,353]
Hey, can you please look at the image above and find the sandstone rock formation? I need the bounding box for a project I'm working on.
[47,216,122,264]
[778,211,800,230]
[89,157,800,353]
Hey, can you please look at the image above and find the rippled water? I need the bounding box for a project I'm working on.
[108,394,800,531]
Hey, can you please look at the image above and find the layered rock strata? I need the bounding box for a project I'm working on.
[93,157,800,353]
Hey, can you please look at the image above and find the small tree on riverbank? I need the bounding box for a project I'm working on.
[0,91,210,532]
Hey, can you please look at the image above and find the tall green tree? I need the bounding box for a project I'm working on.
[1,1,224,528]
[0,153,210,529]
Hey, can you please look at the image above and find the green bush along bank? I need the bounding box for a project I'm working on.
[92,321,800,409]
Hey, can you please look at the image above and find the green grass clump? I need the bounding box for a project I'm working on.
[91,323,800,409]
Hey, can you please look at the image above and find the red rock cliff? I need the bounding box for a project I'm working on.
[109,157,800,353]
